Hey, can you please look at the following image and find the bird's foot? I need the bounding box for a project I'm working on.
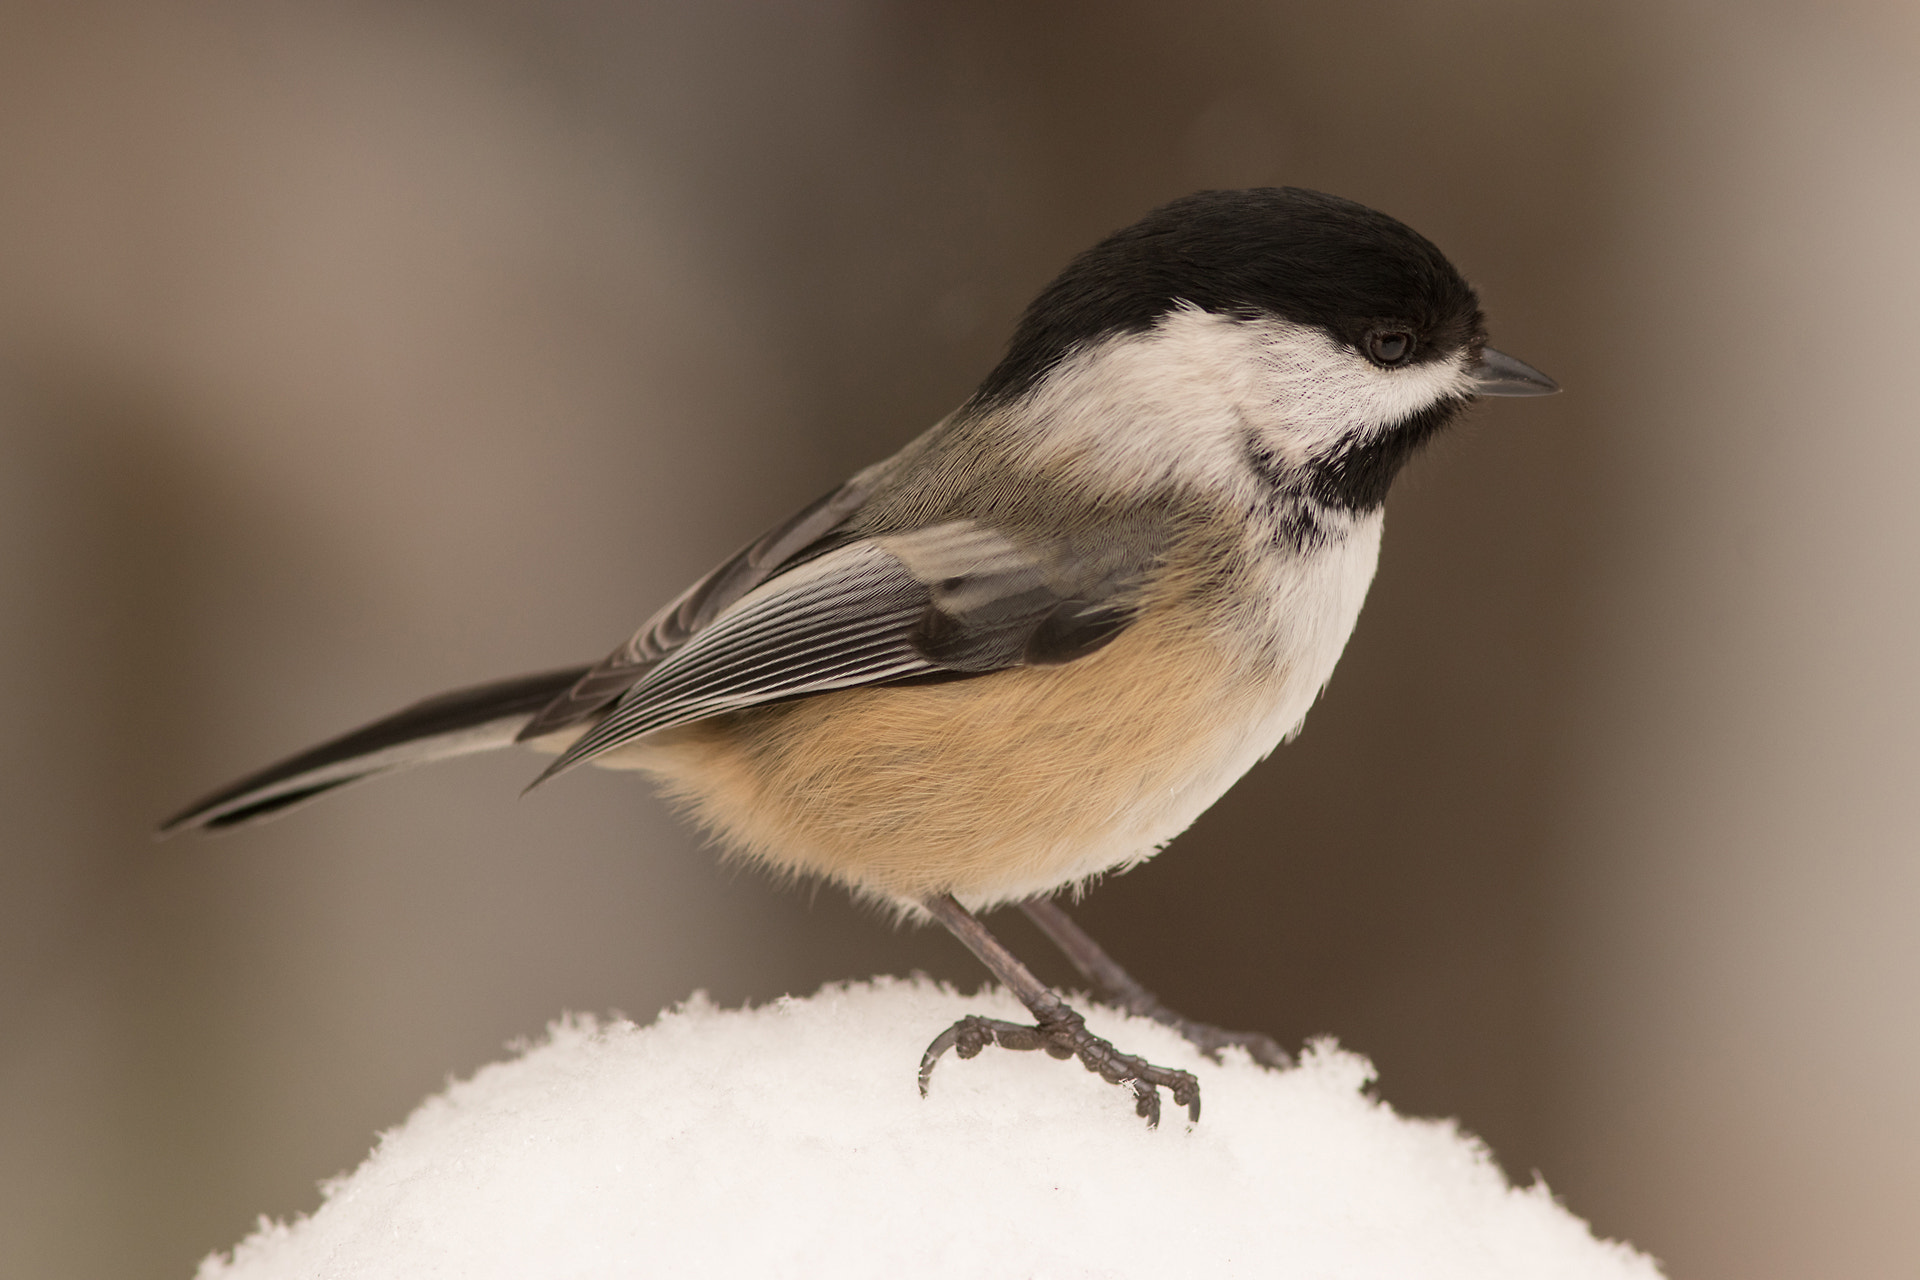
[1012,898,1288,1071]
[918,1009,1201,1127]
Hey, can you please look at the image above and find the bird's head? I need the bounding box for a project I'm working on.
[973,187,1555,509]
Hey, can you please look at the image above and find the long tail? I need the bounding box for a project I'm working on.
[158,666,592,835]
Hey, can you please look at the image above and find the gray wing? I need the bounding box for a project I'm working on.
[529,518,1155,784]
[517,478,875,740]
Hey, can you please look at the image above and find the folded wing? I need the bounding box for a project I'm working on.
[529,519,1153,783]
[516,479,875,741]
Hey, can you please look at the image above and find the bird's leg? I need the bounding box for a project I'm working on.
[1020,896,1290,1069]
[918,893,1201,1127]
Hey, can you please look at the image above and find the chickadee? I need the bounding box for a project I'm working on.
[163,187,1557,1126]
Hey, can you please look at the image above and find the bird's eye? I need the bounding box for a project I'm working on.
[1365,330,1415,367]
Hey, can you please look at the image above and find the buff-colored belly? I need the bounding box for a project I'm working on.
[591,611,1292,908]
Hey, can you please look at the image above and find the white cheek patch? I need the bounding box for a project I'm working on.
[1000,306,1473,496]
[1240,316,1474,466]
[999,309,1268,493]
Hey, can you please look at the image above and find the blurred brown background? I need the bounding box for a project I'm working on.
[2,2,1916,1277]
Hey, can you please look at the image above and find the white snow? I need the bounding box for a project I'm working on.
[200,979,1659,1279]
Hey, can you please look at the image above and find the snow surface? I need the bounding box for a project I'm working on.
[202,979,1660,1279]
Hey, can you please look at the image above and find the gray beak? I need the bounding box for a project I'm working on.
[1470,346,1560,397]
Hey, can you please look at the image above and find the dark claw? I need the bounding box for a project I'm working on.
[918,1009,1201,1127]
[919,1015,1032,1093]
[1129,1079,1160,1126]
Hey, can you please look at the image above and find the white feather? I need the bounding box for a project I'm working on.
[1009,305,1473,499]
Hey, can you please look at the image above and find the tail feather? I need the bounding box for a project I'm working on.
[159,666,592,836]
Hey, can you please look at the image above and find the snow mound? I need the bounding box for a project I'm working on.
[201,978,1658,1279]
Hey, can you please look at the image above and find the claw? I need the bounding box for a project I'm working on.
[1174,1076,1201,1123]
[918,1022,963,1095]
[918,1015,1034,1094]
[1127,1079,1160,1126]
[916,1009,1200,1127]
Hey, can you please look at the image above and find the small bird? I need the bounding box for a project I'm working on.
[162,188,1557,1126]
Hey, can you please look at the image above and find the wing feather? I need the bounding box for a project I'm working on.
[517,477,875,740]
[531,518,1158,783]
[532,542,933,778]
